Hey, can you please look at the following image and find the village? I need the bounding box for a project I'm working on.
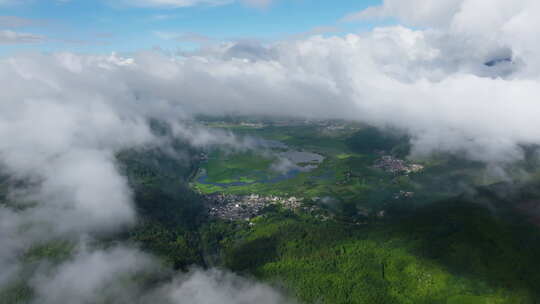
[204,193,317,221]
[373,155,424,175]
[201,154,426,222]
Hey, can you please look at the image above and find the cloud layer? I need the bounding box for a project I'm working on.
[0,49,288,303]
[30,246,292,304]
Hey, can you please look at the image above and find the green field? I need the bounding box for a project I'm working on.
[199,150,278,184]
[193,123,504,216]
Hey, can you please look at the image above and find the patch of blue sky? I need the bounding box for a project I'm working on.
[0,0,393,55]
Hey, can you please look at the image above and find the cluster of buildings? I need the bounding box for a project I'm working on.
[394,190,415,199]
[204,193,305,221]
[195,153,208,162]
[373,155,424,175]
[239,122,264,128]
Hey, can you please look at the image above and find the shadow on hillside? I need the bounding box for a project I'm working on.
[226,236,279,273]
[224,182,540,302]
[396,197,540,297]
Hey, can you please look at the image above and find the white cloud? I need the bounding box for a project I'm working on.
[30,245,292,304]
[0,49,279,303]
[30,246,158,304]
[160,268,293,304]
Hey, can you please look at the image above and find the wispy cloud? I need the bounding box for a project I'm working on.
[148,13,179,21]
[0,16,47,28]
[118,0,233,8]
[0,29,45,44]
[286,25,340,40]
[241,0,272,9]
[155,30,213,44]
[0,0,27,6]
[116,0,274,8]
[342,0,465,27]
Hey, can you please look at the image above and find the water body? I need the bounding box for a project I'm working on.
[282,151,323,163]
[197,140,324,187]
[279,151,324,170]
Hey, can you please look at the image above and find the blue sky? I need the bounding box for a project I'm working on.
[0,0,385,54]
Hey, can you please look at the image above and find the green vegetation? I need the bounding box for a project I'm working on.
[345,126,411,157]
[193,123,502,217]
[22,240,75,264]
[201,150,277,184]
[194,125,401,203]
[117,143,205,229]
[131,221,203,270]
[4,119,540,304]
[0,240,76,304]
[222,201,540,304]
[0,280,33,304]
[117,145,208,270]
[186,120,540,303]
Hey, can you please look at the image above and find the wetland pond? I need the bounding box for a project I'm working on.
[197,140,324,187]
